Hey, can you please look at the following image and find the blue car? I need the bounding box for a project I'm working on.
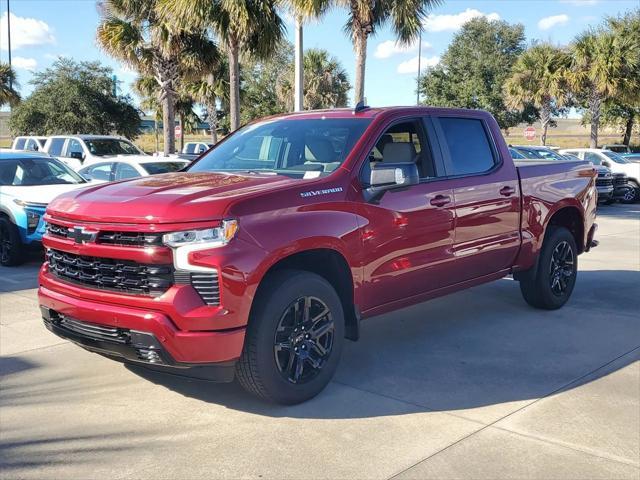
[0,152,89,266]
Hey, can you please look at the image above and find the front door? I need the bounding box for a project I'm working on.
[358,118,457,310]
[434,115,521,281]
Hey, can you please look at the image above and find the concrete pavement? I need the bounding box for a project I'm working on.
[1,203,639,479]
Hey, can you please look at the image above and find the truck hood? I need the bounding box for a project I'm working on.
[2,183,92,206]
[47,172,299,223]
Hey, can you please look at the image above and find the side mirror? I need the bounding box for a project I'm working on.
[602,160,611,168]
[70,151,84,161]
[364,162,419,203]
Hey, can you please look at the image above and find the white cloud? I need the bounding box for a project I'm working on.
[397,55,440,74]
[374,39,432,59]
[423,9,500,32]
[12,56,37,71]
[538,14,570,30]
[560,0,598,6]
[0,12,55,51]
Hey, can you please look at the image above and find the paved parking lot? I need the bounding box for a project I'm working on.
[1,204,639,479]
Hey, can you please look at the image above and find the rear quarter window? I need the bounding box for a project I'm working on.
[438,117,496,176]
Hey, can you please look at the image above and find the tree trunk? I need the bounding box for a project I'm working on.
[353,28,368,105]
[179,113,184,152]
[589,90,601,149]
[208,101,218,145]
[162,93,176,155]
[154,117,159,153]
[540,102,551,146]
[623,113,634,146]
[228,39,241,132]
[154,55,179,155]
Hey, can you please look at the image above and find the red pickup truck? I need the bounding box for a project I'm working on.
[39,107,598,404]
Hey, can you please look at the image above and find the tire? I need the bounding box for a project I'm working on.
[236,270,345,404]
[519,226,578,310]
[0,216,25,267]
[620,184,639,204]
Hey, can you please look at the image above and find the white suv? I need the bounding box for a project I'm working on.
[560,148,640,202]
[43,135,148,170]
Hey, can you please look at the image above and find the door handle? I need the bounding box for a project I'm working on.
[430,194,451,207]
[500,186,516,197]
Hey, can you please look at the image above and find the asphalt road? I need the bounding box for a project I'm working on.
[1,204,639,479]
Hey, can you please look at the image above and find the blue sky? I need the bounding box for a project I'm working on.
[1,0,638,110]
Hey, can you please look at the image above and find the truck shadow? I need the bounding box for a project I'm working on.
[126,268,640,419]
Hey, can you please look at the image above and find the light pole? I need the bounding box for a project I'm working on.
[416,29,422,105]
[6,0,11,90]
[294,16,303,112]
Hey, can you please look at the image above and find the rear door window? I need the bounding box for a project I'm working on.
[83,163,114,181]
[115,163,140,180]
[14,138,26,150]
[583,152,602,165]
[437,117,496,176]
[47,138,66,156]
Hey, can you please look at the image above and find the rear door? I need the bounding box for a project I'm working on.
[358,117,456,309]
[433,115,520,281]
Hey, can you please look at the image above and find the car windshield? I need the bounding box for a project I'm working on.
[85,139,142,156]
[509,148,525,159]
[602,151,630,164]
[0,157,85,186]
[513,148,544,159]
[188,117,372,178]
[142,162,188,175]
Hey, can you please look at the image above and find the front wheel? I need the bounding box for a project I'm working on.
[519,226,578,310]
[236,270,345,404]
[620,185,639,204]
[0,217,25,267]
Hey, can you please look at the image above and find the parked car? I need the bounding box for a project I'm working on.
[560,148,640,203]
[510,145,570,161]
[0,152,91,266]
[602,144,632,154]
[39,106,597,404]
[182,142,212,155]
[11,136,48,152]
[593,166,615,204]
[43,135,148,170]
[78,158,189,183]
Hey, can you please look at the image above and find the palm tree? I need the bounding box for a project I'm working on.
[97,0,219,154]
[297,0,440,105]
[184,58,229,145]
[504,44,571,146]
[134,75,163,152]
[278,48,350,110]
[0,63,20,107]
[568,27,638,148]
[159,0,285,132]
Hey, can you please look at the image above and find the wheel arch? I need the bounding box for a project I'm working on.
[545,205,585,254]
[252,247,360,341]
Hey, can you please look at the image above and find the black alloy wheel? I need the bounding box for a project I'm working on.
[274,296,335,384]
[549,241,575,296]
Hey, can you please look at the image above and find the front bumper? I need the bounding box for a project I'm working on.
[596,185,614,201]
[39,284,245,381]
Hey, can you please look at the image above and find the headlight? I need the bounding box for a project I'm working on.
[162,220,239,248]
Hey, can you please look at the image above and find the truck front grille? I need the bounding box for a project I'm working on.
[46,222,163,247]
[46,249,173,296]
[613,173,627,187]
[174,271,220,306]
[596,176,613,187]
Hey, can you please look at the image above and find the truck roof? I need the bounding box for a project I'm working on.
[267,106,486,120]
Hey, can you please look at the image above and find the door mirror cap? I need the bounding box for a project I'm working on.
[602,160,611,168]
[365,162,419,203]
[70,151,85,161]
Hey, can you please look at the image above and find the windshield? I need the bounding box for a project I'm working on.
[602,151,630,164]
[85,139,142,156]
[0,157,85,186]
[142,162,188,175]
[189,117,372,178]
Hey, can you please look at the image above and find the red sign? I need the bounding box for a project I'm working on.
[524,126,536,141]
[175,125,182,136]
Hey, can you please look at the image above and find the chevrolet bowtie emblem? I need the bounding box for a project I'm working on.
[69,226,98,244]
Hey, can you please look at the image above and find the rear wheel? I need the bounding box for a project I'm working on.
[0,217,25,267]
[236,270,344,404]
[519,226,578,310]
